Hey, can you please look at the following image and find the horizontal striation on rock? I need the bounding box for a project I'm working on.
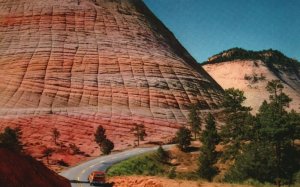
[0,0,223,156]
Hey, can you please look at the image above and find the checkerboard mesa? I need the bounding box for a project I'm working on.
[0,0,223,161]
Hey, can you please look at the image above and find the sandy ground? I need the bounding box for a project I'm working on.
[108,176,251,187]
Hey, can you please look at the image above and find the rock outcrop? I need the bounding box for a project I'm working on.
[0,0,223,159]
[0,148,71,187]
[203,48,300,113]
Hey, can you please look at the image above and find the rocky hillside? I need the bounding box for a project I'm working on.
[0,0,223,161]
[203,48,300,113]
[0,148,70,187]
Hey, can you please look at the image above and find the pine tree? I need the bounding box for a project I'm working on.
[198,113,220,181]
[220,88,253,161]
[288,110,300,146]
[222,88,251,113]
[42,147,54,165]
[224,81,299,186]
[256,80,296,186]
[188,103,201,139]
[52,128,60,145]
[224,142,277,183]
[131,124,147,146]
[0,127,23,152]
[100,138,114,155]
[176,127,192,152]
[156,145,169,163]
[94,125,114,155]
[94,125,107,145]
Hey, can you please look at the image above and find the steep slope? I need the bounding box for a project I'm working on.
[0,148,70,187]
[203,48,300,113]
[0,0,223,160]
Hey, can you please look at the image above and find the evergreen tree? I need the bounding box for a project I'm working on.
[0,127,23,152]
[52,128,60,145]
[100,138,114,155]
[222,88,251,113]
[188,103,201,139]
[176,127,192,152]
[224,81,299,186]
[94,125,114,155]
[156,145,169,163]
[224,142,277,183]
[131,124,147,146]
[220,88,254,161]
[256,81,296,186]
[94,125,107,145]
[42,147,54,165]
[288,110,300,146]
[198,113,220,181]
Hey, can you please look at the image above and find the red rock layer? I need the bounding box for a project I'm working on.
[0,0,223,157]
[0,148,71,187]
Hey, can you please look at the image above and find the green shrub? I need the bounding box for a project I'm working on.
[156,145,169,163]
[107,153,167,177]
[176,172,199,180]
[168,167,176,179]
[243,179,275,187]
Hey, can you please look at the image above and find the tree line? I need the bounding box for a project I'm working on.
[175,80,300,186]
[0,121,148,161]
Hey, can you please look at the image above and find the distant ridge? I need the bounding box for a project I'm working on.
[203,48,300,113]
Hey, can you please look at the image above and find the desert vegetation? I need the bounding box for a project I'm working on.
[94,125,114,155]
[0,127,23,153]
[107,152,167,177]
[175,127,192,152]
[131,123,147,146]
[220,81,299,186]
[244,73,266,84]
[107,80,300,187]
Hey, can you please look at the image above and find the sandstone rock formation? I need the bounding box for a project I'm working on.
[203,48,300,113]
[0,0,223,159]
[0,148,71,187]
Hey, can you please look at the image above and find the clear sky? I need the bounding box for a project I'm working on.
[143,0,300,63]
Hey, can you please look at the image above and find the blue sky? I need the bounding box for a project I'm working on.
[144,0,300,63]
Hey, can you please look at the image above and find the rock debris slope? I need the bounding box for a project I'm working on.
[0,0,223,157]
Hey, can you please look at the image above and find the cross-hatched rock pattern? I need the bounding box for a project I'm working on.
[0,0,223,156]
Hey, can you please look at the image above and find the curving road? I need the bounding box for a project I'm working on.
[60,145,174,187]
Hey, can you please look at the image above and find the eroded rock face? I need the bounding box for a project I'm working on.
[203,49,300,113]
[0,0,223,158]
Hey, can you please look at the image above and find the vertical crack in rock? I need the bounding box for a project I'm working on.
[0,0,224,157]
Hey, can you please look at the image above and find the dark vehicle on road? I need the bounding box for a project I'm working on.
[88,171,106,186]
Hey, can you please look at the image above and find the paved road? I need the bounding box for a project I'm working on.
[60,145,174,187]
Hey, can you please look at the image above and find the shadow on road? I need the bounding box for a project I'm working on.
[92,184,114,187]
[69,180,89,184]
[69,180,114,186]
